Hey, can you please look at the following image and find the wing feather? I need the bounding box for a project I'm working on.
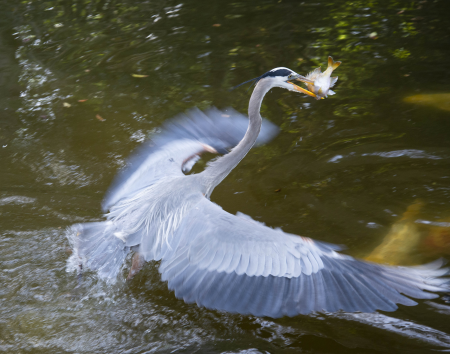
[293,254,302,277]
[319,270,341,312]
[282,275,302,317]
[307,251,320,274]
[298,275,315,315]
[240,275,261,314]
[256,253,266,277]
[208,249,226,271]
[216,251,234,273]
[194,271,217,304]
[227,253,242,273]
[176,266,201,298]
[102,107,279,211]
[271,253,281,276]
[159,198,449,317]
[262,255,272,277]
[199,248,219,270]
[278,253,288,277]
[160,250,189,281]
[285,252,296,277]
[301,256,313,276]
[353,272,398,311]
[247,276,267,316]
[247,253,259,276]
[236,253,250,275]
[325,269,358,312]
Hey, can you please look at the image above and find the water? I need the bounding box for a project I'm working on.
[1,0,450,352]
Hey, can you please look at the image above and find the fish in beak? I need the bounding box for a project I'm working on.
[304,56,341,100]
[287,74,323,99]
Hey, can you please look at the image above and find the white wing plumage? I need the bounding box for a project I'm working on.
[102,107,279,211]
[160,198,449,317]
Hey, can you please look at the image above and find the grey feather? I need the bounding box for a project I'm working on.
[67,223,128,282]
[159,197,449,317]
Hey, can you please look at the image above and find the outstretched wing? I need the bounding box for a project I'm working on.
[160,198,449,318]
[102,107,279,211]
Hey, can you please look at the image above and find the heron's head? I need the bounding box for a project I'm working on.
[259,67,317,98]
[232,67,318,98]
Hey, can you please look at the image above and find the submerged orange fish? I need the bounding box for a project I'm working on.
[304,56,341,100]
[364,200,424,266]
[403,93,450,112]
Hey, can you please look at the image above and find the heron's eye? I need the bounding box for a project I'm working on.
[288,74,294,80]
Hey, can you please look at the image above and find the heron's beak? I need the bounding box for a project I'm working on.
[289,82,318,98]
[294,74,314,85]
[288,74,324,99]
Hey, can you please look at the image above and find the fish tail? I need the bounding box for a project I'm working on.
[328,56,341,71]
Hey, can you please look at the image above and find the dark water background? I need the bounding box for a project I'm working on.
[1,0,450,352]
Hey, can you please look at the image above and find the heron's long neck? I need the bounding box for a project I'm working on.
[202,80,271,197]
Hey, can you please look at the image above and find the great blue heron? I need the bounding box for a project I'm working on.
[68,67,449,318]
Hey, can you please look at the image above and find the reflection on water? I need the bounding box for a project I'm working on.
[335,311,450,349]
[1,0,450,352]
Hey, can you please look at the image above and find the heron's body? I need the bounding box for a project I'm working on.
[68,65,449,318]
[108,175,205,260]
